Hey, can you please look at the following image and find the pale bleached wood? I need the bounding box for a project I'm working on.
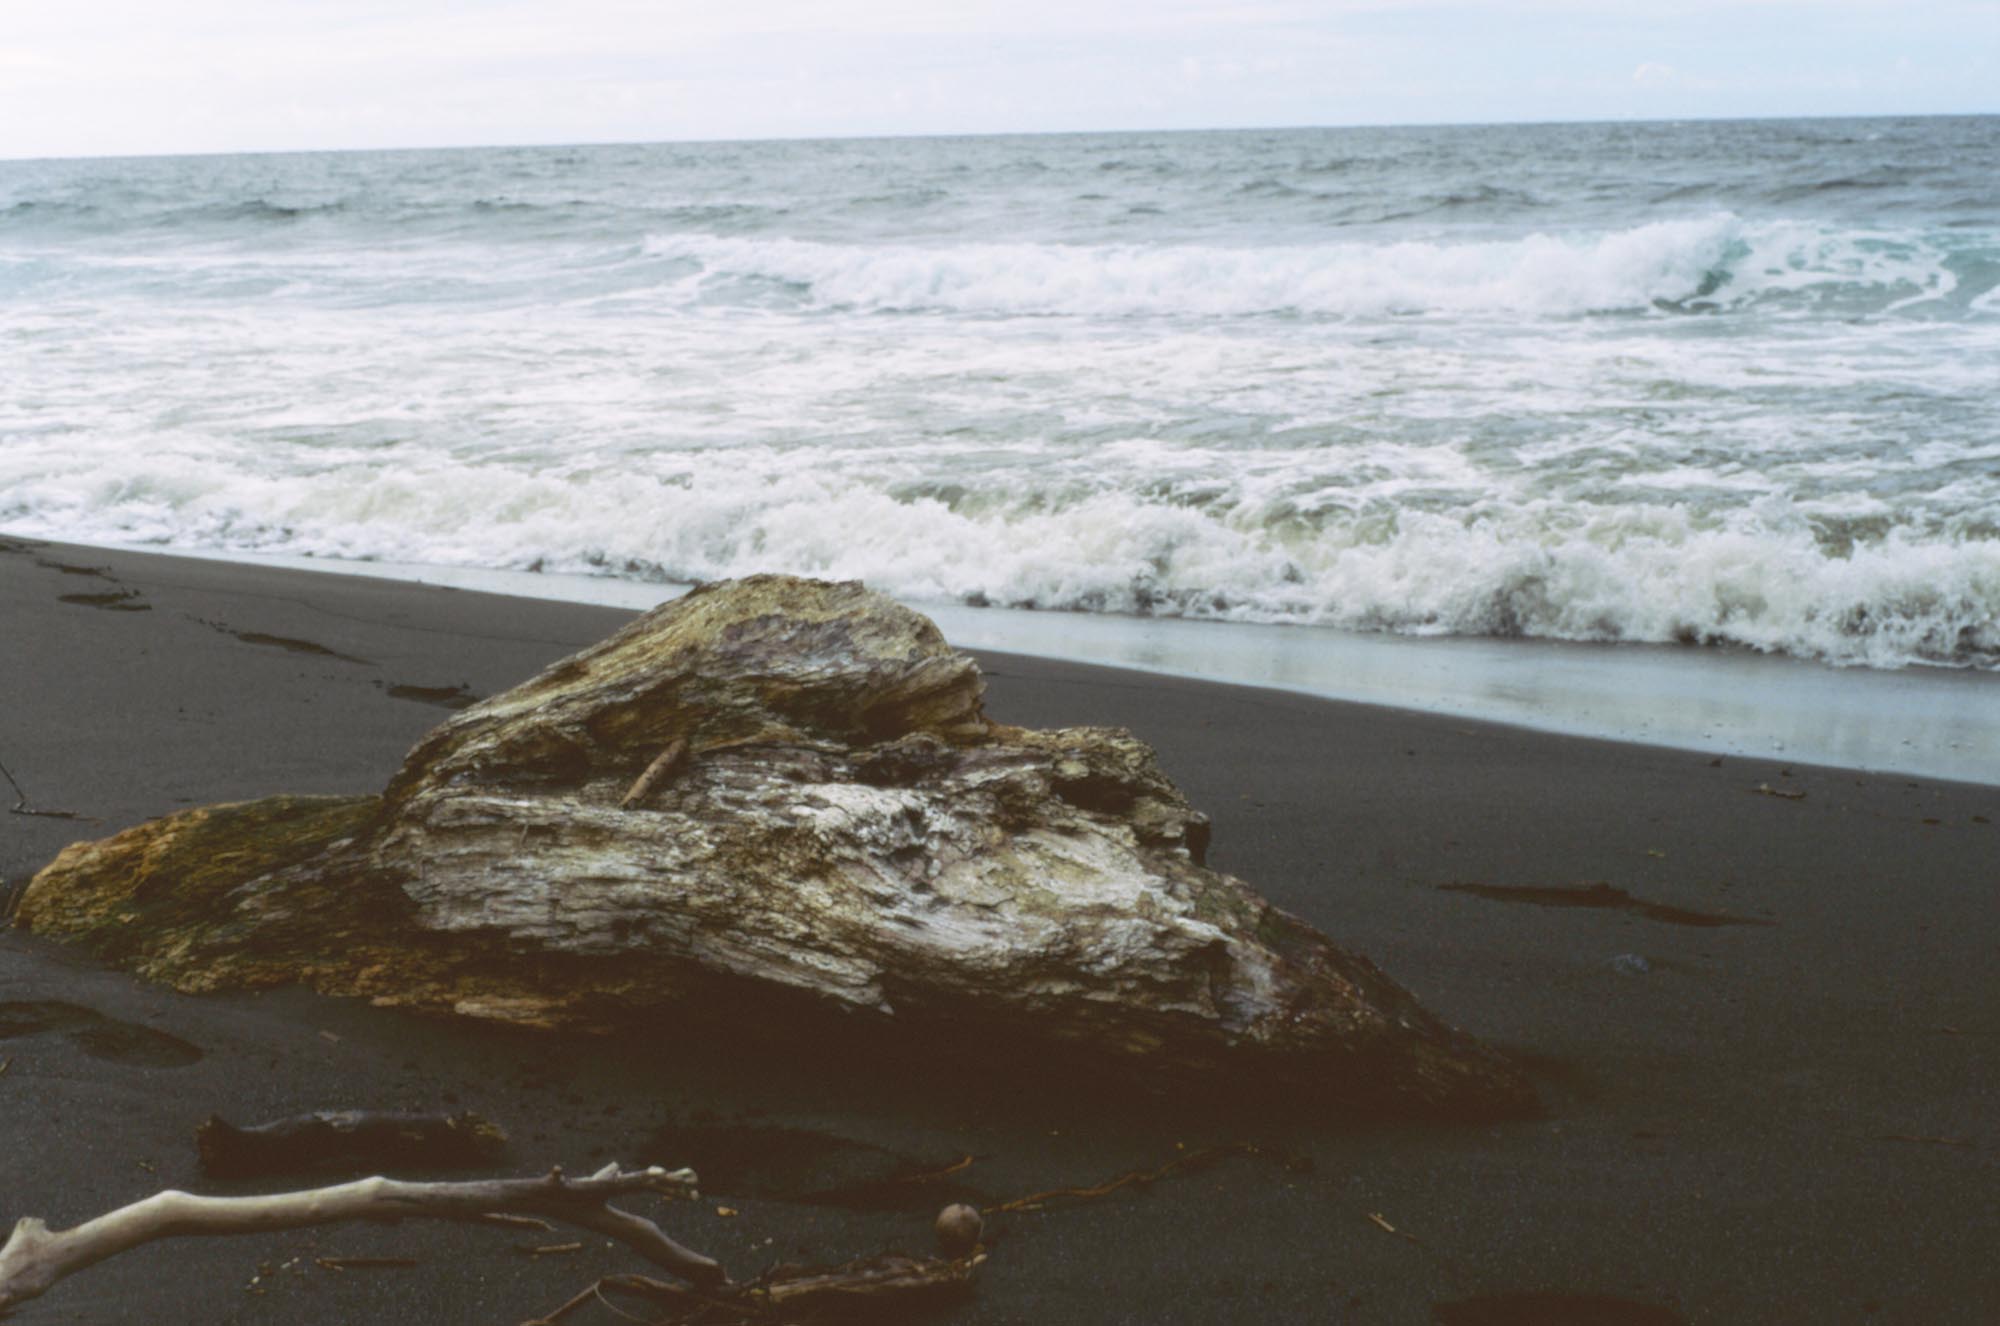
[0,1163,718,1314]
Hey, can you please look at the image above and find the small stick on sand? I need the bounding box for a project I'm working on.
[1871,1133,1975,1149]
[985,1143,1261,1214]
[528,1253,981,1326]
[0,756,83,820]
[520,1242,585,1257]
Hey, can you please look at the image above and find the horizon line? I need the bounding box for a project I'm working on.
[5,106,1994,167]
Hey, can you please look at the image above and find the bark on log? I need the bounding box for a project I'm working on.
[0,1164,716,1314]
[16,575,1533,1119]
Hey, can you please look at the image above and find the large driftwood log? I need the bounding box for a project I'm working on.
[17,575,1533,1118]
[0,1164,717,1314]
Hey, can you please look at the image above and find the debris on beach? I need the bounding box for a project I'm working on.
[933,1203,982,1256]
[16,574,1533,1119]
[0,1153,979,1319]
[530,1251,983,1326]
[0,1163,721,1314]
[1,756,87,821]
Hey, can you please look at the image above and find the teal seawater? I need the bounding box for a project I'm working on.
[3,117,1997,668]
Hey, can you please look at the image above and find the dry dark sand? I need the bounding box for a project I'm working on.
[2,537,1995,1325]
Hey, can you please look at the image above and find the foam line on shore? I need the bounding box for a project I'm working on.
[57,540,1998,787]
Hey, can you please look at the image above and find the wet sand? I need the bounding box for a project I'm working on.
[2,536,1995,1324]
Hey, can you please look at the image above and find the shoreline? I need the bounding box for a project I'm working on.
[4,535,1997,1324]
[27,535,2000,788]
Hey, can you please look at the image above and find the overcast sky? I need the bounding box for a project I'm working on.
[2,1,1993,159]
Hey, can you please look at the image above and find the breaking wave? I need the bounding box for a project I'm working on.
[6,122,1997,679]
[8,456,1997,670]
[641,216,1983,319]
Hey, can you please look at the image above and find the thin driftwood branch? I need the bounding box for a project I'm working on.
[0,1163,718,1315]
[529,1253,982,1325]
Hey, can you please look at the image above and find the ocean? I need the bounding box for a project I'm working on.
[3,116,1998,680]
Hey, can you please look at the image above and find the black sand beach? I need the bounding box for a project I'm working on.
[3,537,1995,1324]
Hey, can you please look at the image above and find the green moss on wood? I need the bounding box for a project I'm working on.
[17,794,379,965]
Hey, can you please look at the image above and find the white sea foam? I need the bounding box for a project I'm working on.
[6,125,1997,679]
[9,440,1997,670]
[637,216,1968,320]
